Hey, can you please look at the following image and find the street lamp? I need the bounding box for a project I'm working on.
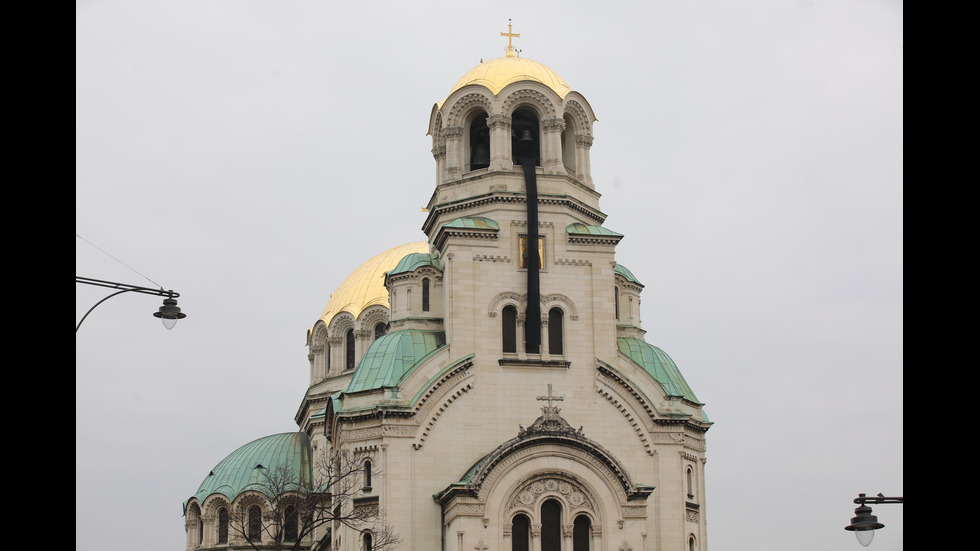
[844,493,903,546]
[76,276,186,332]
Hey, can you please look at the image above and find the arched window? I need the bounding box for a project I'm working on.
[512,109,540,166]
[346,328,355,371]
[502,305,517,353]
[548,307,563,355]
[422,278,430,312]
[687,466,695,498]
[562,113,577,173]
[469,112,490,170]
[217,507,229,544]
[363,531,373,551]
[573,515,591,551]
[363,459,372,490]
[186,503,202,548]
[248,505,262,542]
[284,505,298,542]
[541,499,562,551]
[511,513,530,551]
[374,322,386,341]
[689,535,697,551]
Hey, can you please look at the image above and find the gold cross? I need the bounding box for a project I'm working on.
[537,384,564,408]
[500,19,520,55]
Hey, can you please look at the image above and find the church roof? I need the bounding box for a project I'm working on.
[344,330,447,395]
[388,252,443,277]
[318,242,429,325]
[614,263,643,286]
[443,54,572,104]
[617,338,701,405]
[186,432,312,509]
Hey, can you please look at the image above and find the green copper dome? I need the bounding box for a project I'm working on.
[187,432,312,508]
[388,252,443,277]
[344,330,446,395]
[617,338,700,405]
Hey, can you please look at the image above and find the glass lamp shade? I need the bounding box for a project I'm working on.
[855,530,875,547]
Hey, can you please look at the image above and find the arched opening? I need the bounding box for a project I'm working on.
[541,499,562,551]
[374,322,387,341]
[689,535,697,551]
[248,505,262,542]
[573,515,591,551]
[511,513,530,551]
[502,305,518,353]
[562,114,577,174]
[548,307,564,355]
[363,459,372,490]
[422,278,430,312]
[345,328,356,371]
[363,531,373,551]
[284,505,298,542]
[217,507,229,544]
[186,503,202,548]
[687,466,695,498]
[512,108,540,166]
[469,112,490,171]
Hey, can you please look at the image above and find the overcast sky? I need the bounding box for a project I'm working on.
[76,1,903,550]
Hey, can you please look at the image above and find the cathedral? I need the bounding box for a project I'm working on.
[184,24,711,551]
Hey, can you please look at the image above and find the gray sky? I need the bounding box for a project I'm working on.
[76,1,903,550]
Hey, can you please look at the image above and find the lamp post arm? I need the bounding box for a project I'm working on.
[76,277,183,332]
[76,289,133,333]
[854,494,904,505]
[76,277,180,298]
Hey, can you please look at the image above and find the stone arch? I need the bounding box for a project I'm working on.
[503,472,602,527]
[444,91,495,128]
[358,305,390,334]
[488,291,525,317]
[310,320,329,381]
[562,99,593,139]
[501,88,558,120]
[541,293,579,321]
[328,312,355,339]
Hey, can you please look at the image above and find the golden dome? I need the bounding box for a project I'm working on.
[444,54,572,103]
[318,242,429,325]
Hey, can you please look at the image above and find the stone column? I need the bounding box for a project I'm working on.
[542,118,566,175]
[562,524,575,550]
[576,134,594,188]
[531,524,542,551]
[432,141,447,186]
[591,526,603,551]
[444,126,464,181]
[517,313,527,360]
[488,114,513,172]
[327,337,343,376]
[354,329,372,367]
[540,315,550,361]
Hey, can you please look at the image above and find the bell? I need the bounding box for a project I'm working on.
[520,129,534,143]
[472,142,490,165]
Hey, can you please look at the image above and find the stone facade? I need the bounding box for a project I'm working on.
[188,39,711,551]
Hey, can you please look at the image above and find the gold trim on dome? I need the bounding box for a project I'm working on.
[318,242,429,325]
[442,56,572,106]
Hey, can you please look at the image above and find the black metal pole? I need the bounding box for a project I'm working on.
[520,158,541,353]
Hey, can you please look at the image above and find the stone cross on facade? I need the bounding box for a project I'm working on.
[474,540,490,551]
[537,383,564,409]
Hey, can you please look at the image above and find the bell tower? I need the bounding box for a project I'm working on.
[423,21,614,362]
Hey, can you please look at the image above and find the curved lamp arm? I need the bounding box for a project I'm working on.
[76,277,186,332]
